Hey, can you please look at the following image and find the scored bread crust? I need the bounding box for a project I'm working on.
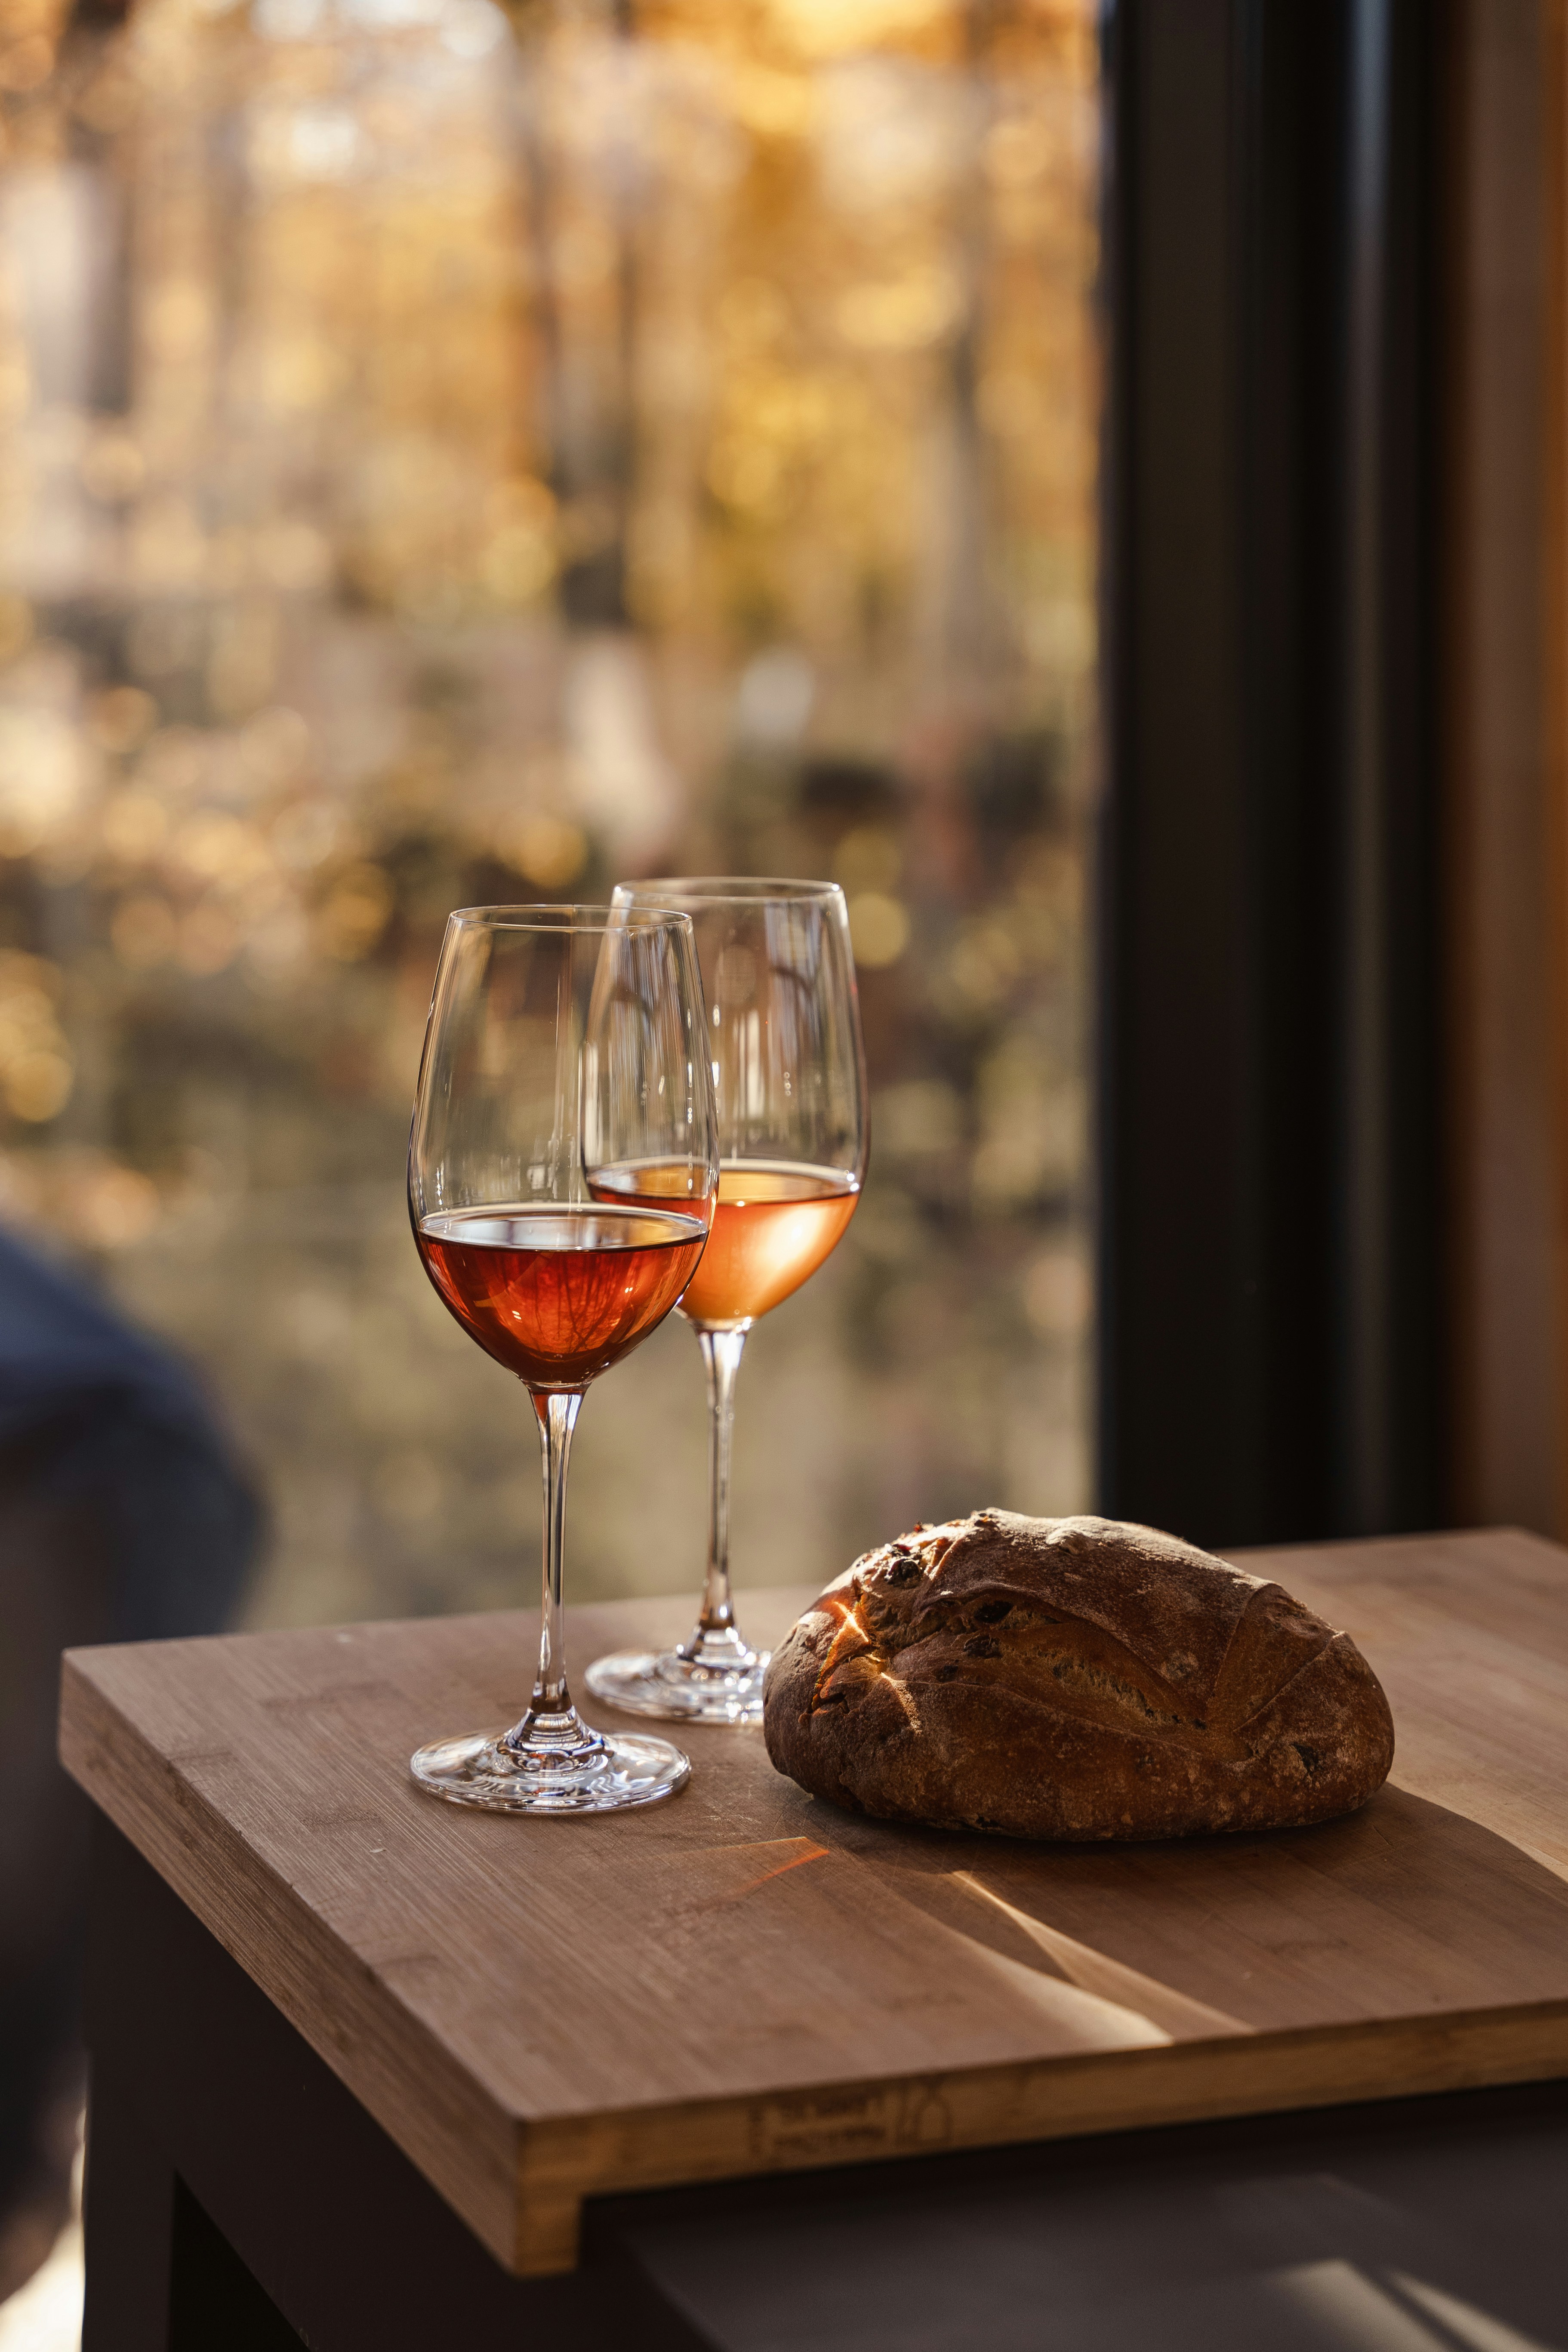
[762,1510,1395,1840]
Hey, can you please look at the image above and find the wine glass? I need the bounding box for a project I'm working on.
[585,879,868,1724]
[407,905,717,1813]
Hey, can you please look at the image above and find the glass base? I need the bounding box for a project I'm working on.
[409,1726,690,1813]
[585,1634,771,1726]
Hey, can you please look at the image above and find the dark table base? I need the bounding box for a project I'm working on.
[83,1812,1568,2352]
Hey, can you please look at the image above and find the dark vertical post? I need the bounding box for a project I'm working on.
[1340,0,1399,1533]
[1336,0,1442,1537]
[82,2074,176,2352]
[1098,0,1251,1550]
[1099,0,1443,1547]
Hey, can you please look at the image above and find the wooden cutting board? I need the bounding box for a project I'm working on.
[59,1527,1568,2276]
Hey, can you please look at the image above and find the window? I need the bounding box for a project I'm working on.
[0,0,1098,1620]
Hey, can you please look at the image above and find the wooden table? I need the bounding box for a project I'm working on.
[60,1529,1568,2348]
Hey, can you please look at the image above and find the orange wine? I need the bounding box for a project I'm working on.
[591,1161,857,1325]
[417,1205,707,1389]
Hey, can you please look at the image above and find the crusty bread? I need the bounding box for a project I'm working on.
[763,1510,1394,1840]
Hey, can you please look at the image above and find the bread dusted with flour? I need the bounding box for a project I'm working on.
[763,1510,1394,1841]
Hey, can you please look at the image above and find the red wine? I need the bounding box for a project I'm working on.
[590,1160,857,1325]
[416,1205,707,1388]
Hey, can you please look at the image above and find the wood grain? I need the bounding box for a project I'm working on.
[59,1529,1568,2275]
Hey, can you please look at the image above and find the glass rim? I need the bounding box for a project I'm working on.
[612,875,844,906]
[444,902,695,933]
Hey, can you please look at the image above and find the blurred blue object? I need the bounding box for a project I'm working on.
[0,1225,263,1644]
[0,1223,265,2297]
[0,1225,263,1641]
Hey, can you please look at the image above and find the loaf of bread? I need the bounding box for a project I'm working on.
[763,1511,1394,1840]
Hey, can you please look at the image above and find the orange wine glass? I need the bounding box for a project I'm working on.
[586,880,868,1725]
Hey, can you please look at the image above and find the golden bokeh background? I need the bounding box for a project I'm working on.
[0,0,1097,1623]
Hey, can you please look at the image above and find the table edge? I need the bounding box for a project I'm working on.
[60,1530,1568,2276]
[59,1649,525,2270]
[501,1995,1568,2271]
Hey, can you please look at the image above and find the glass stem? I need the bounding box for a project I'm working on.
[507,1387,586,1752]
[684,1325,749,1658]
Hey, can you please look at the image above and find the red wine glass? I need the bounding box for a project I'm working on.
[585,880,868,1725]
[407,905,717,1813]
